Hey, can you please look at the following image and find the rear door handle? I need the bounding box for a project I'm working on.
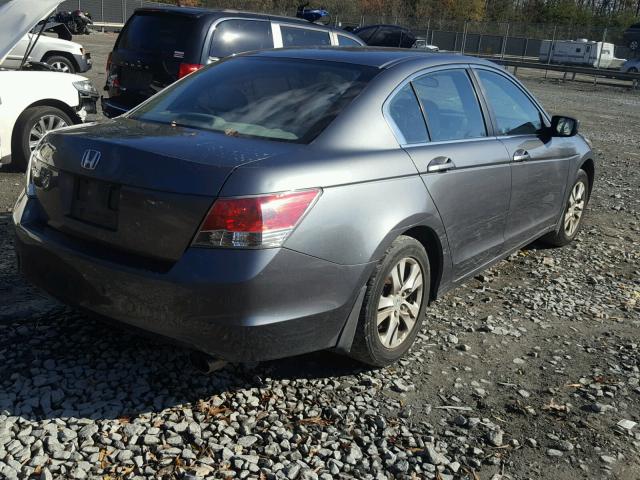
[427,156,456,173]
[513,149,531,162]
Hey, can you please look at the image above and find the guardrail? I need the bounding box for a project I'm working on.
[491,58,640,88]
[92,21,124,31]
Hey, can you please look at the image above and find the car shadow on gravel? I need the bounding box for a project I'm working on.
[1,210,372,423]
[0,305,371,422]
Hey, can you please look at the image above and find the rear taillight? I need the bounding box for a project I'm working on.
[178,62,204,79]
[193,189,321,249]
[106,52,112,71]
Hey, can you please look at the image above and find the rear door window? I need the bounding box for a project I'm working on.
[117,14,196,56]
[280,26,331,47]
[412,69,487,142]
[210,19,273,58]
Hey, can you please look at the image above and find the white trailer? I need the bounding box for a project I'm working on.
[539,38,615,68]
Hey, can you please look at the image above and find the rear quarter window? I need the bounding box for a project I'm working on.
[210,19,273,58]
[117,14,196,55]
[354,26,376,42]
[280,26,331,47]
[338,35,362,46]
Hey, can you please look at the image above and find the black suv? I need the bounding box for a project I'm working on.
[623,23,640,51]
[102,6,364,118]
[352,25,416,48]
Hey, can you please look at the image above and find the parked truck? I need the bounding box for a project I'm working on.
[539,38,616,68]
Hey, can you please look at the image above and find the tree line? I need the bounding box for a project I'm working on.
[176,0,639,28]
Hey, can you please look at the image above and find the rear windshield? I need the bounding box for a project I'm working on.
[129,57,379,143]
[117,13,197,55]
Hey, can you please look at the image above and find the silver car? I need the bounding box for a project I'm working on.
[621,57,640,73]
[13,49,594,366]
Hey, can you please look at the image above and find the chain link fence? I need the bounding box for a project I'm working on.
[57,0,169,24]
[57,1,635,62]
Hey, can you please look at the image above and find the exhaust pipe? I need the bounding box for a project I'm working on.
[190,351,227,374]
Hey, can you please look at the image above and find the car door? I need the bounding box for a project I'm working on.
[385,66,511,280]
[473,67,575,251]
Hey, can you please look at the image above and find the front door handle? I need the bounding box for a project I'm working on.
[427,156,456,173]
[513,149,531,162]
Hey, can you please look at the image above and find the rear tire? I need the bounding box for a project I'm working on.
[629,40,639,51]
[44,55,76,74]
[11,106,73,171]
[542,169,590,247]
[349,236,430,367]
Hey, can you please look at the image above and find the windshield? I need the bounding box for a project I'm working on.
[129,57,379,143]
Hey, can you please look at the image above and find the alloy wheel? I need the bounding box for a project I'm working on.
[50,61,71,73]
[564,181,586,237]
[377,257,424,349]
[29,115,69,151]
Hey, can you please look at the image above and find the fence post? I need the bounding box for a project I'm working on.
[426,17,430,46]
[500,22,510,59]
[101,0,104,31]
[595,27,607,86]
[545,25,557,79]
[122,0,126,25]
[461,21,467,54]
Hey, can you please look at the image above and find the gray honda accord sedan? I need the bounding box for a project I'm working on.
[13,48,594,366]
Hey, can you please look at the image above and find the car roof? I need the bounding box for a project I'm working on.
[246,47,498,69]
[134,6,326,27]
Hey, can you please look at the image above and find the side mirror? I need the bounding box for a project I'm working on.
[550,115,579,137]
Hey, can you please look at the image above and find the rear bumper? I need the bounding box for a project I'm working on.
[101,94,145,118]
[101,96,131,118]
[13,194,369,361]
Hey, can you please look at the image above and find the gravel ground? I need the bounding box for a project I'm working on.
[0,34,639,479]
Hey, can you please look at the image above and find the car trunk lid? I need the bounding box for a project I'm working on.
[33,118,300,262]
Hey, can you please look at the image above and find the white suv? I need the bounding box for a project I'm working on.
[0,0,98,171]
[1,31,92,74]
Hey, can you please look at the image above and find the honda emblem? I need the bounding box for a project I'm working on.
[81,149,101,170]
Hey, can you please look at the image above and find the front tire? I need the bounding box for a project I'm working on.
[350,236,430,367]
[44,55,76,74]
[11,106,72,171]
[542,169,590,247]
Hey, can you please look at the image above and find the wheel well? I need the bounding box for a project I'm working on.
[42,51,79,70]
[11,100,80,155]
[580,158,595,199]
[402,226,443,302]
